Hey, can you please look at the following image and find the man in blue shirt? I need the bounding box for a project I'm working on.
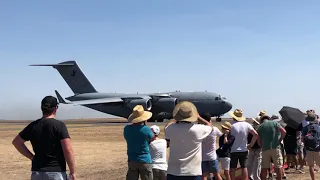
[301,112,320,180]
[124,105,155,180]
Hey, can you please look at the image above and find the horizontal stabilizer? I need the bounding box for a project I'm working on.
[29,63,75,67]
[69,97,123,106]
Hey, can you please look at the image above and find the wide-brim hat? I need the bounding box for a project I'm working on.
[306,112,317,122]
[229,109,246,121]
[258,110,266,117]
[173,101,198,122]
[251,117,261,125]
[221,121,232,130]
[128,105,153,123]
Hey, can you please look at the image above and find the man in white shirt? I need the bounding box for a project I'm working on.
[149,125,168,180]
[200,112,223,180]
[229,109,258,180]
[165,101,213,180]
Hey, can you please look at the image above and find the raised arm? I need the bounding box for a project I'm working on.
[278,126,286,143]
[223,135,235,149]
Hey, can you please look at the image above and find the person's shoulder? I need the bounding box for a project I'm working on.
[159,138,167,144]
[124,124,133,132]
[46,118,64,124]
[213,126,222,134]
[191,123,211,133]
[141,125,152,132]
[193,123,211,129]
[243,121,253,128]
[49,119,69,132]
[27,118,41,126]
[271,120,281,126]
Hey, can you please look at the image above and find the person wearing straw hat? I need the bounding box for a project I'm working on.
[229,109,258,180]
[216,121,235,180]
[257,115,287,180]
[164,101,213,180]
[259,110,267,117]
[124,105,155,180]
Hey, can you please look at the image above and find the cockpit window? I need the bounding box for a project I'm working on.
[215,97,219,100]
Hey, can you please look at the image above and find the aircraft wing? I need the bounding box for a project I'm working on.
[68,98,123,106]
[149,93,171,98]
[55,90,123,105]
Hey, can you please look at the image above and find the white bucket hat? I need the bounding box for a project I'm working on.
[150,125,160,135]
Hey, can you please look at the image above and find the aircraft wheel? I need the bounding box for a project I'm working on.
[216,117,222,122]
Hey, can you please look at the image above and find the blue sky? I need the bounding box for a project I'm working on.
[1,0,320,120]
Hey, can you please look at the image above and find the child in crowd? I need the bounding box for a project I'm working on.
[149,125,168,180]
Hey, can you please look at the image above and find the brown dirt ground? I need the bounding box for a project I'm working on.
[0,122,319,180]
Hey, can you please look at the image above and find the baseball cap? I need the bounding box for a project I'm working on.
[150,125,160,135]
[41,96,59,109]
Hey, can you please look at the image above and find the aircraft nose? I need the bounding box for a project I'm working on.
[222,101,232,112]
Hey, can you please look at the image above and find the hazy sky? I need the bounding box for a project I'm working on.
[1,1,320,120]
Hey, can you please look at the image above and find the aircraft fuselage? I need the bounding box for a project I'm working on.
[65,91,232,121]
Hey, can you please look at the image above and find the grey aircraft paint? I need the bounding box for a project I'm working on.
[30,61,232,122]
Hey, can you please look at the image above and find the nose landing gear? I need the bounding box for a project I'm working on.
[216,116,222,122]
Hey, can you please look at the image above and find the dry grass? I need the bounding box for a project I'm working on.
[0,121,318,180]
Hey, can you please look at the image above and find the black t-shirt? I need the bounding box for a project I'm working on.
[19,118,70,172]
[248,133,260,149]
[217,134,235,158]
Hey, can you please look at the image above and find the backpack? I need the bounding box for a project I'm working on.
[304,124,320,150]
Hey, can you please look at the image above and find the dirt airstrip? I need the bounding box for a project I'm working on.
[0,119,318,180]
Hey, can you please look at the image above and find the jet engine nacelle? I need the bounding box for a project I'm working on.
[127,99,152,111]
[155,98,178,112]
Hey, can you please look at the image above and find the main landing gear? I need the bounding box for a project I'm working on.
[216,116,222,122]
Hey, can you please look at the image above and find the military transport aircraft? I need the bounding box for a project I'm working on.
[30,61,232,122]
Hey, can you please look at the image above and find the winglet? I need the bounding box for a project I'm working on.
[55,90,68,104]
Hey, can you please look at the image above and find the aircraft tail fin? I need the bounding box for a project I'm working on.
[30,61,97,94]
[55,90,68,104]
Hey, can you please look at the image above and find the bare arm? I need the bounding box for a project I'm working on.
[248,129,258,147]
[12,135,34,161]
[278,126,286,143]
[61,138,76,175]
[257,135,262,147]
[197,116,214,134]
